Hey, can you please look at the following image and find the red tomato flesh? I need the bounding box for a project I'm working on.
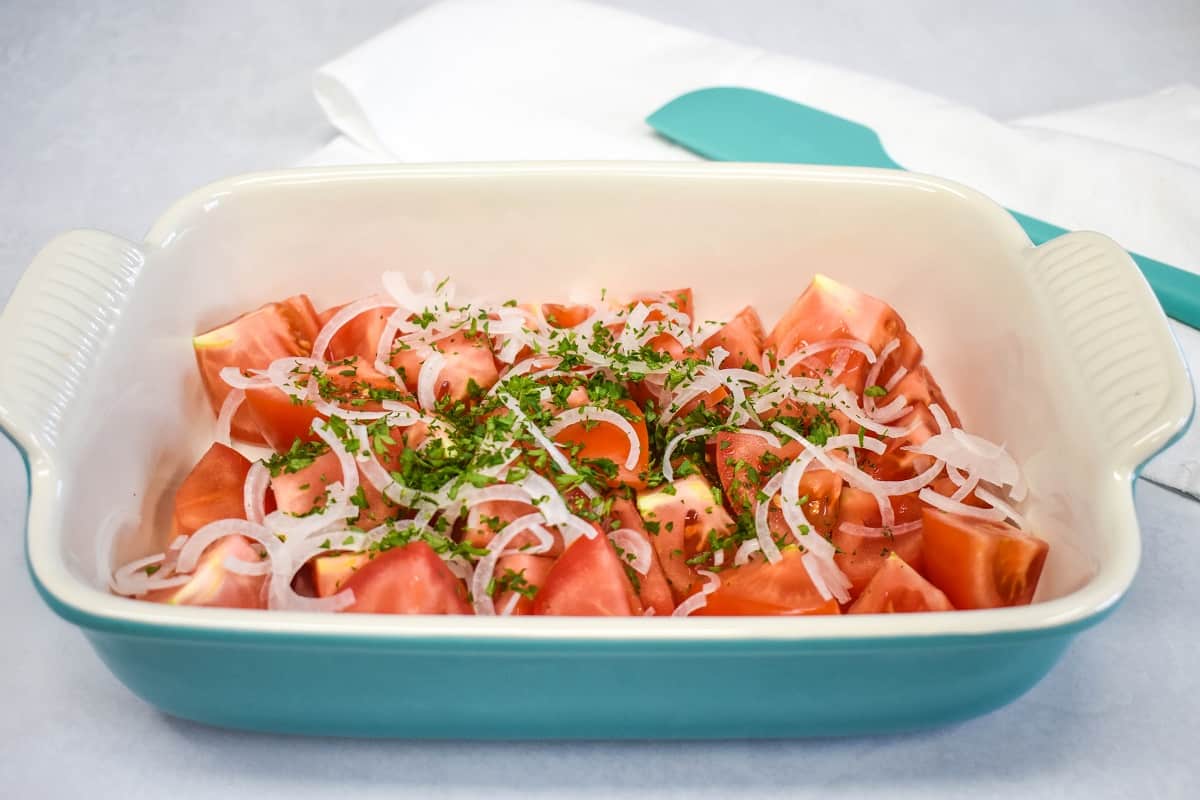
[532,531,640,616]
[847,554,954,613]
[921,508,1049,609]
[697,550,841,616]
[341,541,472,614]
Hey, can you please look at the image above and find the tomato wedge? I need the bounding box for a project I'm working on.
[317,303,395,362]
[697,550,840,616]
[144,535,268,609]
[390,330,499,402]
[921,508,1049,609]
[766,275,922,376]
[834,487,924,596]
[636,475,735,601]
[608,497,675,616]
[492,554,556,615]
[542,303,593,328]
[702,306,765,369]
[847,554,954,613]
[193,294,321,443]
[173,443,252,536]
[341,541,472,614]
[462,500,565,557]
[552,398,649,489]
[533,531,641,616]
[883,366,961,428]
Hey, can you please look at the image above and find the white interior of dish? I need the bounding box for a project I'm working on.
[28,162,1186,639]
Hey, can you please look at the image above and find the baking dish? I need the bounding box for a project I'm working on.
[0,162,1191,738]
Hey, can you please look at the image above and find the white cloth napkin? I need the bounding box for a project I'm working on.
[308,0,1200,497]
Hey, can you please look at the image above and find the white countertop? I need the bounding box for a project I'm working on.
[1,1,1198,797]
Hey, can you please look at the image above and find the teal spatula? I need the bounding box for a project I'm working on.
[647,86,1200,329]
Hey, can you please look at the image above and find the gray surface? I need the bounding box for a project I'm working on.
[2,1,1198,797]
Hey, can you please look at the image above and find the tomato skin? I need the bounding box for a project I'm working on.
[173,443,252,536]
[847,554,954,613]
[697,550,841,616]
[317,303,395,362]
[463,500,565,557]
[884,366,961,428]
[713,430,800,513]
[702,305,764,369]
[532,532,640,616]
[493,554,556,615]
[636,476,735,602]
[244,385,321,453]
[389,330,499,402]
[766,275,922,377]
[542,303,593,328]
[921,508,1050,609]
[193,294,321,444]
[609,498,676,616]
[552,398,649,489]
[143,535,268,609]
[341,541,472,614]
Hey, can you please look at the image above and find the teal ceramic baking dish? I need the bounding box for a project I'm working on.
[1,163,1191,738]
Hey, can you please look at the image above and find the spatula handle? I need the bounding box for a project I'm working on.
[1009,210,1200,329]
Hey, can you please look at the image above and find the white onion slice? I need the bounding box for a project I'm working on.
[219,366,270,390]
[779,338,877,376]
[672,570,721,617]
[544,406,642,471]
[497,394,598,500]
[243,461,270,524]
[608,528,652,575]
[310,294,394,359]
[838,519,924,538]
[471,512,548,615]
[734,540,762,566]
[311,419,360,505]
[221,554,272,576]
[775,422,944,497]
[215,388,245,447]
[975,486,1028,530]
[661,427,714,482]
[918,487,1007,522]
[754,471,786,565]
[885,366,908,392]
[863,338,900,418]
[417,351,447,410]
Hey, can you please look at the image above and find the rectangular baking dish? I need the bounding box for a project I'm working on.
[0,162,1191,738]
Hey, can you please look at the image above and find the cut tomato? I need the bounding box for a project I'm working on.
[608,497,675,615]
[173,443,252,536]
[922,508,1049,609]
[532,531,640,616]
[341,541,471,614]
[848,554,953,613]
[636,475,735,602]
[702,305,765,370]
[883,366,961,428]
[317,303,395,362]
[462,500,565,557]
[143,535,268,609]
[697,550,840,616]
[766,275,921,377]
[269,451,341,515]
[631,287,694,323]
[552,398,649,489]
[390,330,499,402]
[193,294,321,443]
[493,553,556,615]
[542,303,593,328]
[834,486,924,596]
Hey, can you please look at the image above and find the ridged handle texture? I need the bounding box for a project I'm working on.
[0,230,144,457]
[1022,231,1193,472]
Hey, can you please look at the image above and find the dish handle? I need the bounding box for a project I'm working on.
[1022,231,1194,474]
[0,230,144,460]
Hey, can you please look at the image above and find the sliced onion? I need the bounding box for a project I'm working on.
[838,519,923,538]
[496,394,598,500]
[267,356,323,401]
[544,406,641,470]
[608,528,652,575]
[951,472,981,502]
[734,540,762,566]
[215,388,245,447]
[672,570,721,617]
[779,338,877,376]
[775,422,944,497]
[311,294,394,359]
[906,427,1021,491]
[661,427,713,482]
[110,553,191,596]
[975,486,1028,530]
[219,366,270,390]
[417,351,446,410]
[311,418,360,505]
[863,338,900,417]
[222,554,271,576]
[754,471,786,565]
[471,512,548,615]
[885,366,908,392]
[870,395,911,423]
[560,514,597,546]
[828,347,851,378]
[918,487,1007,522]
[243,461,270,524]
